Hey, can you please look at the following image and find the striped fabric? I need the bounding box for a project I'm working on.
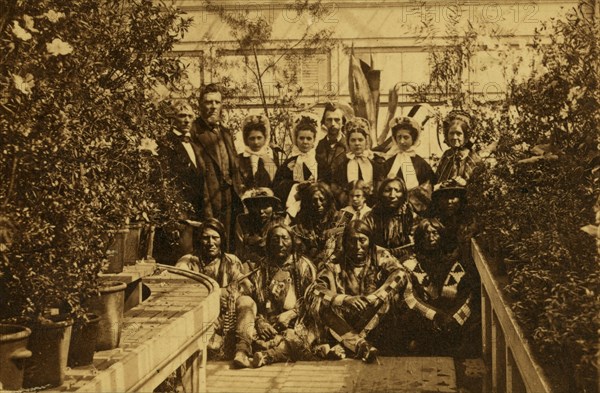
[403,280,437,320]
[436,148,481,184]
[452,295,472,326]
[402,256,474,326]
[307,247,411,342]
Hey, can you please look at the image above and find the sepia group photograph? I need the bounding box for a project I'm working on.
[0,0,598,392]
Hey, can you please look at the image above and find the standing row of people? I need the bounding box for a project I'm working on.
[156,84,479,260]
[154,84,243,262]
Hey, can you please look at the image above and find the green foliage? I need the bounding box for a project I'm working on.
[418,1,599,390]
[410,9,524,154]
[511,13,600,157]
[0,0,191,324]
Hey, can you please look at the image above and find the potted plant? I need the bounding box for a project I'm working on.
[67,312,100,368]
[0,323,32,390]
[0,0,192,388]
[0,215,32,390]
[89,281,127,351]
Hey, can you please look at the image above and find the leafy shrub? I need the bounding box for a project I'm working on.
[417,1,599,390]
[468,5,599,390]
[0,0,191,323]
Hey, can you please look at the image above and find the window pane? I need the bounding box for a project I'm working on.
[179,55,203,90]
[214,51,329,99]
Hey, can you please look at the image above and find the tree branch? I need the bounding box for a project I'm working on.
[259,31,312,78]
[252,47,271,129]
[3,157,19,209]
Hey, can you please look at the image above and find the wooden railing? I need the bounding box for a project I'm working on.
[472,239,554,393]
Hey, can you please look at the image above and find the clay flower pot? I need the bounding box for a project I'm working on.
[0,324,32,390]
[67,313,100,367]
[23,314,73,389]
[89,281,127,350]
[104,228,129,273]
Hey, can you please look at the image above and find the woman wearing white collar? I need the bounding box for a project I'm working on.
[382,116,435,214]
[330,117,384,208]
[237,114,279,193]
[272,115,322,220]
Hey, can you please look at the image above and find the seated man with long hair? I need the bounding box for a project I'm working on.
[305,220,412,363]
[363,177,414,260]
[249,224,318,367]
[292,182,351,267]
[175,218,256,368]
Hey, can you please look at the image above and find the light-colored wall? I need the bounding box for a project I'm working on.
[170,0,578,156]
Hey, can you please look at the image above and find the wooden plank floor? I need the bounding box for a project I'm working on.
[206,357,456,393]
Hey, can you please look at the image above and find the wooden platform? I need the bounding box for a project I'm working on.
[206,357,457,393]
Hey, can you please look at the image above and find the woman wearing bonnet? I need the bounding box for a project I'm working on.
[273,115,323,221]
[381,116,435,214]
[435,110,481,188]
[237,114,279,193]
[330,117,383,209]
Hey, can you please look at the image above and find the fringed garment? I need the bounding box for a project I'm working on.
[363,203,414,260]
[304,246,411,355]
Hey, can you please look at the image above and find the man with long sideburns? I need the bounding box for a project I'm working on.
[192,84,243,251]
[316,102,348,184]
[153,101,209,263]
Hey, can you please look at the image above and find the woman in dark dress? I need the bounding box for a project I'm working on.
[382,116,435,214]
[237,114,279,193]
[435,110,481,187]
[330,117,383,209]
[272,115,322,220]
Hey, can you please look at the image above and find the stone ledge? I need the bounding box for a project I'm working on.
[56,272,219,393]
[98,262,157,283]
[98,263,158,311]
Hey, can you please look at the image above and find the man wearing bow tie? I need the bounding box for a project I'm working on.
[154,101,210,264]
[192,83,243,252]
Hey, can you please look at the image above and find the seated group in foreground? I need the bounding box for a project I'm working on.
[176,179,479,368]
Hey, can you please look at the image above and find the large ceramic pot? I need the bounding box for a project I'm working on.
[23,314,73,389]
[67,313,100,367]
[104,228,129,273]
[124,222,144,265]
[0,324,32,390]
[90,281,127,350]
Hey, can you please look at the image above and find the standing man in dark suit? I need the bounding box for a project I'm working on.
[154,101,210,264]
[192,83,243,251]
[316,102,348,184]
